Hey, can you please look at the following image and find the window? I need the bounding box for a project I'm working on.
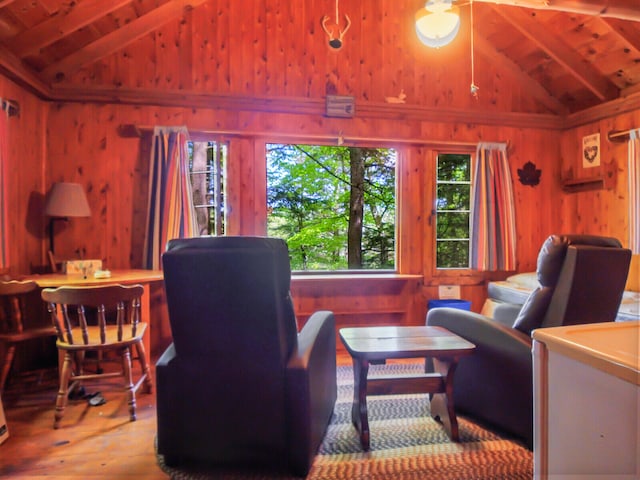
[435,153,471,268]
[266,144,396,271]
[188,141,226,236]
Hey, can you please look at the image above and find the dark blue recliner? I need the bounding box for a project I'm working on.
[427,234,631,449]
[156,236,337,476]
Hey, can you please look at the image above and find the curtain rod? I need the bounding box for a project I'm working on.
[1,98,19,118]
[118,124,492,149]
[607,128,638,143]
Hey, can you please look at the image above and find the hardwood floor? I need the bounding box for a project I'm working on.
[0,354,355,478]
[0,363,165,479]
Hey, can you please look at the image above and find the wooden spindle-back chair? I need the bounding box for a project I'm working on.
[0,280,57,394]
[41,284,153,429]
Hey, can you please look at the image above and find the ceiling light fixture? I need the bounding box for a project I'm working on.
[415,0,460,48]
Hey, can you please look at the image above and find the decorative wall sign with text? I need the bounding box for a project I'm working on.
[582,133,600,168]
[325,95,355,118]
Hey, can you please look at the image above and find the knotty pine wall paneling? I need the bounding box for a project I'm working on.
[560,110,640,290]
[2,1,636,359]
[40,102,566,352]
[64,0,547,115]
[0,76,47,276]
[396,146,425,276]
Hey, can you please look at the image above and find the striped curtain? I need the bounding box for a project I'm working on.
[143,126,198,269]
[470,142,517,271]
[0,104,8,270]
[629,129,640,254]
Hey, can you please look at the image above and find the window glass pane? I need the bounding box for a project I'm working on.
[188,141,226,236]
[437,240,470,268]
[436,212,470,238]
[437,154,470,181]
[436,153,471,269]
[436,184,469,211]
[267,144,396,271]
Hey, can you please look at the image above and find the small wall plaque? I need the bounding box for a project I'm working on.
[582,133,600,168]
[325,95,355,118]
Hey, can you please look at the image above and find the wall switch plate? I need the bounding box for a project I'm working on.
[439,285,461,299]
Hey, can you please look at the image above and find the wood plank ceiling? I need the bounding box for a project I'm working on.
[0,0,639,121]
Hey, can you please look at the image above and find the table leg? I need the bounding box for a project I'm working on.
[430,357,461,441]
[351,357,370,450]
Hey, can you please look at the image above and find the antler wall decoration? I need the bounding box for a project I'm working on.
[322,0,351,50]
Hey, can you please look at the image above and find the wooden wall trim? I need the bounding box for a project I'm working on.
[0,46,52,98]
[563,91,640,128]
[292,273,423,284]
[1,68,635,131]
[82,88,564,130]
[46,86,638,130]
[41,86,640,131]
[118,123,490,148]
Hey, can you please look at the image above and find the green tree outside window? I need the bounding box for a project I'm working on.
[266,144,396,271]
[436,153,471,268]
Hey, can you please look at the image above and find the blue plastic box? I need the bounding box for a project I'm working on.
[428,299,471,311]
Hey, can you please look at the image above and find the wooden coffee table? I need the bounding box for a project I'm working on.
[339,325,476,450]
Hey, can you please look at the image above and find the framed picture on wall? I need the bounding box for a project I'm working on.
[582,133,600,168]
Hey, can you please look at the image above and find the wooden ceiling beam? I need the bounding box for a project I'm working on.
[493,6,619,101]
[472,0,640,22]
[621,82,640,97]
[41,0,208,82]
[11,0,134,58]
[473,34,569,115]
[0,44,51,98]
[37,0,63,16]
[564,91,640,127]
[602,17,640,52]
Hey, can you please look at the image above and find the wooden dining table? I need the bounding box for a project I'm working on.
[23,269,164,357]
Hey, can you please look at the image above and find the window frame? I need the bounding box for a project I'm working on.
[264,142,399,273]
[187,137,228,236]
[435,152,472,270]
[426,146,481,281]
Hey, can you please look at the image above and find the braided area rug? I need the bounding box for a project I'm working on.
[157,361,533,479]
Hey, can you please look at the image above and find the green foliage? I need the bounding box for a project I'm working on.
[267,144,396,271]
[436,154,471,269]
[437,240,470,269]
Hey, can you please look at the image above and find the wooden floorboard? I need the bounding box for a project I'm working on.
[0,364,164,479]
[0,354,355,478]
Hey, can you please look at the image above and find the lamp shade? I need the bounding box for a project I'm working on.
[416,0,460,48]
[44,182,91,218]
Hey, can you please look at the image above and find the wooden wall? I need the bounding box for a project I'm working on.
[38,102,565,354]
[63,0,550,115]
[0,0,637,356]
[0,75,47,277]
[561,109,640,291]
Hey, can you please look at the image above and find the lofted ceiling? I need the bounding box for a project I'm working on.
[0,0,639,122]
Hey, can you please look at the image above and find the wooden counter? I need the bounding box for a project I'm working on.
[532,321,640,479]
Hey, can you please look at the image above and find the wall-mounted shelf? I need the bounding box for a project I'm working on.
[562,176,605,193]
[561,160,616,193]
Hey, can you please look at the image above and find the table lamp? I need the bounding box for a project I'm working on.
[44,182,91,253]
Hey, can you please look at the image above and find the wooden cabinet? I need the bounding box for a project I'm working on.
[532,322,640,480]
